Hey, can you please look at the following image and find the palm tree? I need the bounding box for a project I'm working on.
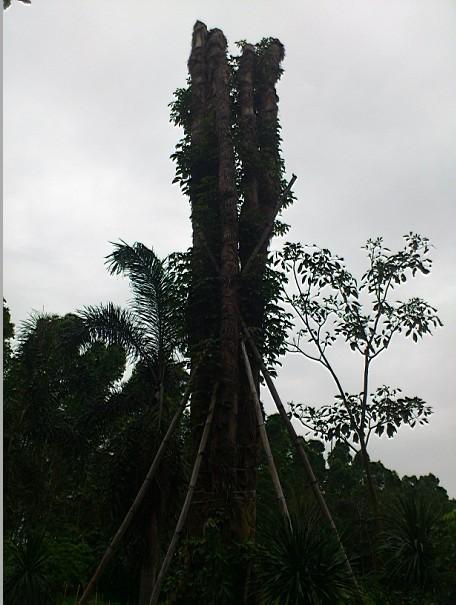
[79,241,184,426]
[4,311,126,533]
[78,241,185,605]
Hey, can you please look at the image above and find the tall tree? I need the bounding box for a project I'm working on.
[78,241,185,604]
[172,22,293,551]
[279,234,441,516]
[3,311,125,535]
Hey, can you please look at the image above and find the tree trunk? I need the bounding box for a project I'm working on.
[206,29,240,520]
[184,22,288,601]
[359,435,379,518]
[149,385,218,605]
[187,23,244,537]
[237,43,261,542]
[237,39,286,543]
[138,509,160,605]
[77,377,195,605]
[187,21,221,529]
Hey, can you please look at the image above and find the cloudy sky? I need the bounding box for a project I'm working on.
[4,1,456,495]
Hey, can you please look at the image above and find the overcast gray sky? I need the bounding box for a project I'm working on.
[4,1,456,495]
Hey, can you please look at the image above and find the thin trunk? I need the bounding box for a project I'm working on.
[359,354,379,521]
[138,509,160,605]
[139,563,155,605]
[157,379,165,431]
[148,384,218,605]
[357,434,381,572]
[78,376,195,605]
[358,435,379,517]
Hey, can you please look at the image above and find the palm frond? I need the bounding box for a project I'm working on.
[17,312,59,350]
[78,302,151,364]
[106,241,182,361]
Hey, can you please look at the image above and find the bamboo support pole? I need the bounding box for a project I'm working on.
[78,372,197,605]
[148,384,219,605]
[241,320,363,599]
[241,174,297,277]
[240,341,292,530]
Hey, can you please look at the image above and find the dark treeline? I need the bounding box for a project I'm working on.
[3,299,456,604]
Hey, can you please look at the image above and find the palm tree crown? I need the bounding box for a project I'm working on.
[78,241,184,414]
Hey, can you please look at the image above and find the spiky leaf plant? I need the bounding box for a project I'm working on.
[4,533,55,605]
[381,492,442,589]
[256,509,355,604]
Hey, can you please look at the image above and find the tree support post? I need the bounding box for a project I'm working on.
[148,384,219,605]
[240,341,292,530]
[78,370,198,605]
[241,320,364,601]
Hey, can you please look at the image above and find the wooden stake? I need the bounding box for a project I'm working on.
[148,383,219,605]
[241,320,364,600]
[78,371,197,605]
[240,341,292,530]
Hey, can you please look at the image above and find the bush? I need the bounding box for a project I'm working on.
[381,493,442,589]
[4,531,95,604]
[256,508,356,604]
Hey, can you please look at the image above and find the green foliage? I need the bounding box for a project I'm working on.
[4,300,188,603]
[278,234,440,357]
[4,311,126,533]
[4,533,55,605]
[4,296,454,604]
[169,38,295,372]
[438,509,456,593]
[3,298,14,339]
[162,521,254,604]
[381,494,443,589]
[277,235,440,470]
[81,241,185,368]
[256,509,356,604]
[3,298,15,373]
[261,259,294,374]
[293,386,432,447]
[4,532,95,605]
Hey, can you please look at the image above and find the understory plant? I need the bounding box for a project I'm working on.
[256,508,356,604]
